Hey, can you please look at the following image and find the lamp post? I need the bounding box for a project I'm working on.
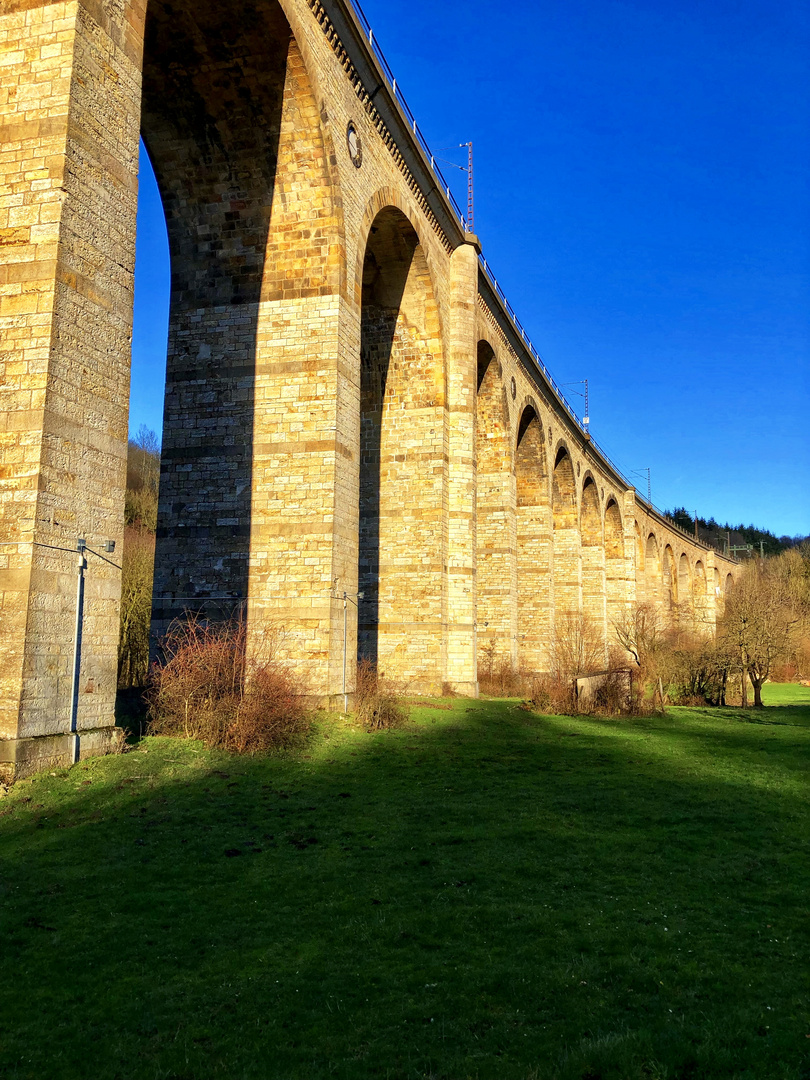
[333,587,363,714]
[69,539,87,764]
[35,537,119,764]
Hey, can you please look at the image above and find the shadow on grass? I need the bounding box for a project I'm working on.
[0,699,808,1080]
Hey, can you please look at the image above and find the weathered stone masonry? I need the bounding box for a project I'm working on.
[0,0,738,775]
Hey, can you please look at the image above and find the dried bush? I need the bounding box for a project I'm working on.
[147,615,309,753]
[354,659,408,731]
[590,669,633,714]
[477,641,522,697]
[660,636,732,706]
[529,673,576,715]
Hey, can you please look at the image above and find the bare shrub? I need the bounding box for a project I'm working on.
[590,669,633,714]
[354,659,408,731]
[529,673,576,715]
[477,640,522,697]
[659,635,732,706]
[147,615,308,752]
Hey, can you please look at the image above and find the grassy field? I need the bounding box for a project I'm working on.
[0,687,808,1080]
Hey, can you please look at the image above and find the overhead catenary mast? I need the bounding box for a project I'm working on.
[434,142,474,232]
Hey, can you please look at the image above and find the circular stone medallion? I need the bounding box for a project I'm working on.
[346,121,363,168]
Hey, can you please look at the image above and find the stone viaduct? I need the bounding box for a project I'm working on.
[0,0,739,774]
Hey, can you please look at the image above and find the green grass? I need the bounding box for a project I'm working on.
[1,692,808,1080]
[761,681,810,708]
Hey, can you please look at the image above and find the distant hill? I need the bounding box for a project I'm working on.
[663,507,809,558]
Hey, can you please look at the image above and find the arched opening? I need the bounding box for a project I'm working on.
[605,500,626,645]
[634,520,645,604]
[515,407,551,673]
[475,344,516,670]
[552,447,580,629]
[580,479,606,660]
[141,0,344,694]
[678,553,692,626]
[357,206,446,690]
[663,545,677,621]
[693,560,708,630]
[645,533,661,608]
[714,567,723,618]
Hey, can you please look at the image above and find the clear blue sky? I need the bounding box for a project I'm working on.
[131,0,810,537]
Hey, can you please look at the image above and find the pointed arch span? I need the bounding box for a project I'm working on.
[645,533,661,608]
[515,405,551,672]
[634,520,645,603]
[357,205,446,689]
[552,446,580,626]
[476,340,500,391]
[663,545,677,621]
[693,559,708,629]
[678,553,692,626]
[580,479,606,659]
[476,341,516,668]
[605,500,626,646]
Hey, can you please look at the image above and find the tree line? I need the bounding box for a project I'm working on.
[664,506,809,557]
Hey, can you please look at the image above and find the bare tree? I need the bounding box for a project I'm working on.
[551,610,605,679]
[721,560,799,707]
[613,603,664,671]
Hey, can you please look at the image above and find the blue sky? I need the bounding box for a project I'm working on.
[130,0,809,536]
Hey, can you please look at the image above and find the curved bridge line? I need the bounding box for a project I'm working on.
[0,0,738,774]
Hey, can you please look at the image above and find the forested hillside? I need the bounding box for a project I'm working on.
[664,506,808,557]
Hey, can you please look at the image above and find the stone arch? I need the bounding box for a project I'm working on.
[693,559,708,629]
[580,478,606,659]
[355,186,445,325]
[634,520,645,602]
[714,567,723,618]
[605,500,626,644]
[663,545,677,620]
[645,533,661,608]
[678,553,692,624]
[515,404,551,672]
[357,204,446,690]
[476,339,501,390]
[475,341,516,669]
[142,0,346,680]
[552,445,580,628]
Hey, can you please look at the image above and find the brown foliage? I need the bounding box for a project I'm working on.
[477,641,523,697]
[147,616,309,752]
[117,526,155,689]
[612,603,665,685]
[551,610,606,680]
[354,659,408,731]
[529,673,576,715]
